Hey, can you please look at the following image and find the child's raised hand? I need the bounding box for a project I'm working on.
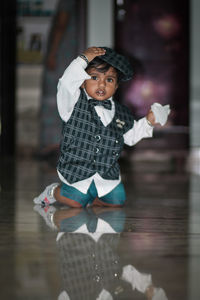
[83,47,106,63]
[146,110,156,126]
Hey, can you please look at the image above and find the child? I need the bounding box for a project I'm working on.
[34,46,169,208]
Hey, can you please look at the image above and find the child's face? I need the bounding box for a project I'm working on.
[83,66,118,101]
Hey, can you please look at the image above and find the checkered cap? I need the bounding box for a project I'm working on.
[99,47,133,81]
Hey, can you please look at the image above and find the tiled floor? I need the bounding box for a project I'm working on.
[0,150,200,300]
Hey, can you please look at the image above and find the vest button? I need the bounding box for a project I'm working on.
[95,148,99,154]
[95,135,101,141]
[112,151,118,156]
[115,140,119,144]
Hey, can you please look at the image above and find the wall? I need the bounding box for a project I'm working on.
[190,0,200,137]
[86,0,114,48]
[189,0,200,173]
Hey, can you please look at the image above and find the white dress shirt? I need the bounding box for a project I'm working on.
[56,57,153,197]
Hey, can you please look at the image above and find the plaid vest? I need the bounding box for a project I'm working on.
[57,89,134,184]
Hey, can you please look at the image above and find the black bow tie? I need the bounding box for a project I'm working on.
[89,98,112,110]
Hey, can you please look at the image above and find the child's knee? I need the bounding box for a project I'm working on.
[55,186,83,207]
[67,199,83,208]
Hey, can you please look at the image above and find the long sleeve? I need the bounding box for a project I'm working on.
[57,56,91,122]
[123,117,154,146]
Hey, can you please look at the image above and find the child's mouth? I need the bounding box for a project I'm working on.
[96,90,106,97]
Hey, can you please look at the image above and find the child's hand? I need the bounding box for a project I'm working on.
[83,47,106,62]
[146,110,156,126]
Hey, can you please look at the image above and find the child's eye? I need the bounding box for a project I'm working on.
[91,75,98,80]
[107,77,114,83]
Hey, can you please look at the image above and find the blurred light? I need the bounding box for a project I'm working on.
[153,14,181,39]
[124,77,169,117]
[140,81,155,99]
[116,0,124,6]
[117,9,126,21]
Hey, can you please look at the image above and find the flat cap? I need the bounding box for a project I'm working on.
[99,47,133,81]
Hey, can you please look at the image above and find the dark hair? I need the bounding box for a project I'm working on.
[86,57,123,83]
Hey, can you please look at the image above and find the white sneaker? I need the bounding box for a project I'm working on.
[33,183,59,206]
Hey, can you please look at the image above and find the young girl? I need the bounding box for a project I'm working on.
[34,47,169,208]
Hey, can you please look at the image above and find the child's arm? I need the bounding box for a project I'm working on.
[124,117,154,146]
[57,57,90,122]
[124,105,170,146]
[57,47,106,122]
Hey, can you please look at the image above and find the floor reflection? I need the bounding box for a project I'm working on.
[34,205,168,300]
[0,151,200,300]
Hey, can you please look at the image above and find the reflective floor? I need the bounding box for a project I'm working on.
[0,150,200,300]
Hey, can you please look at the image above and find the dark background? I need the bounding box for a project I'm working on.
[0,0,190,155]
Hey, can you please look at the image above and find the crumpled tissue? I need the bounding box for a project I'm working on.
[151,103,171,126]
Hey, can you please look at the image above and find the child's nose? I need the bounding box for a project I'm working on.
[99,78,106,87]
